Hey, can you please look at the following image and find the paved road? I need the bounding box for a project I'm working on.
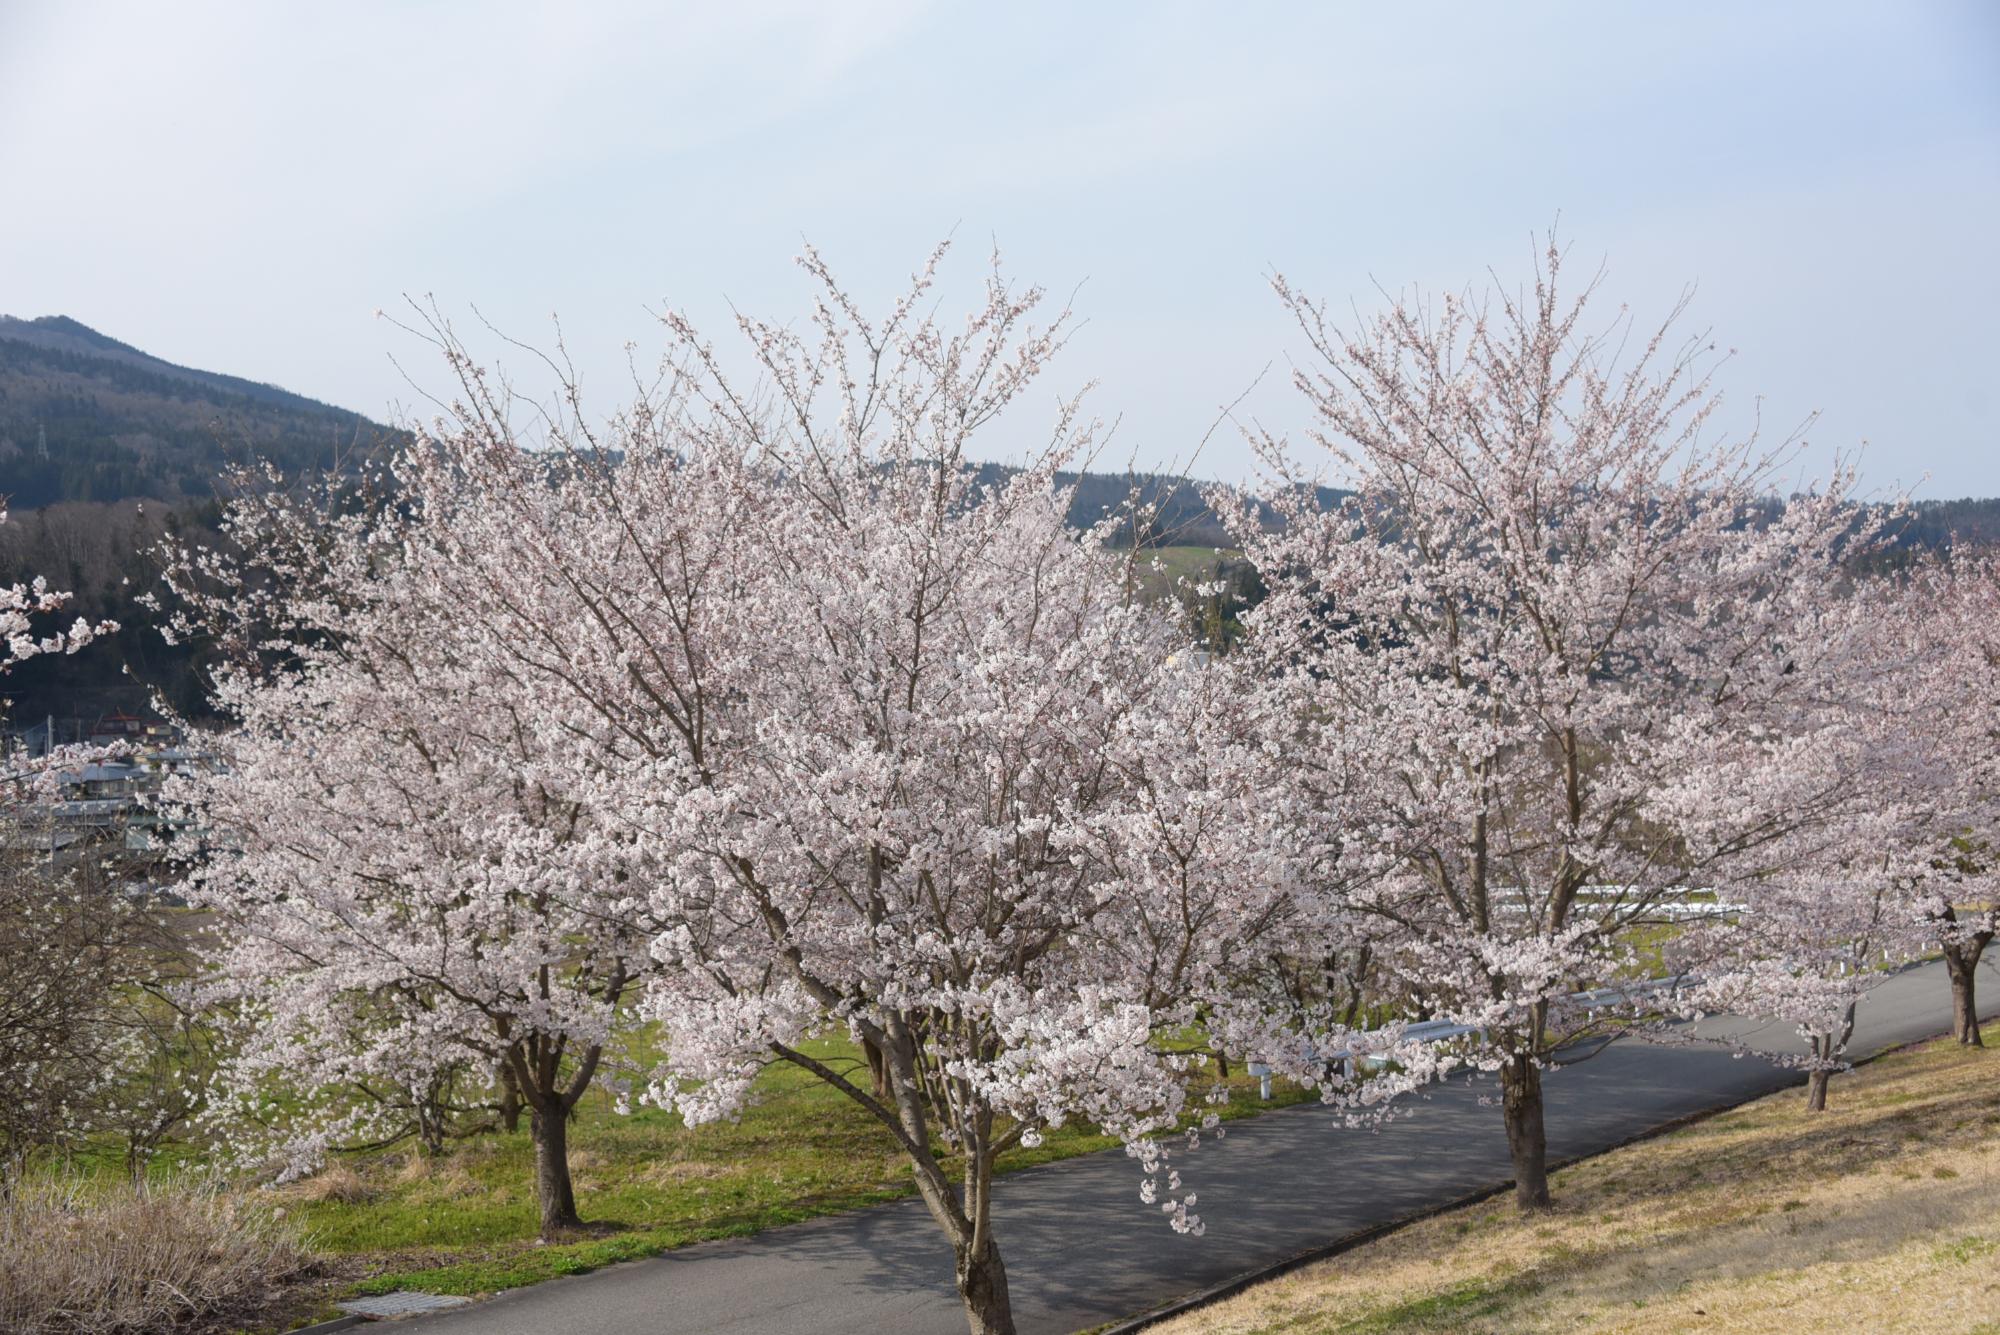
[398,958,1998,1335]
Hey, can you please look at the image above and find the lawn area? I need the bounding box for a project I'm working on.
[251,1038,1308,1302]
[1156,1024,2000,1335]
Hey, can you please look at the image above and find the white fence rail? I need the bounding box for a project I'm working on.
[1244,972,1690,1098]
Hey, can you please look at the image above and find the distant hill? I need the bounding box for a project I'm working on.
[0,316,1993,730]
[1892,496,2000,551]
[0,314,399,508]
[3,312,1994,548]
[984,464,1282,549]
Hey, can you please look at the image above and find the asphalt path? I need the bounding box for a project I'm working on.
[397,958,1999,1335]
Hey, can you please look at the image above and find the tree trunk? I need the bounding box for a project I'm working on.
[953,1233,1015,1335]
[1804,1030,1838,1112]
[530,1106,582,1235]
[1499,1056,1551,1210]
[862,1036,892,1100]
[1944,940,1986,1047]
[418,1071,449,1156]
[499,1063,522,1133]
[852,1020,1014,1335]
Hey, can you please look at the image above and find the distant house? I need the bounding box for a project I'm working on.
[89,708,173,748]
[0,715,211,878]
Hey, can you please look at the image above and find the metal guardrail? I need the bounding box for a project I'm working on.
[1245,973,1690,1098]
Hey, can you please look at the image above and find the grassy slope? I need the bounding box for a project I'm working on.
[1132,545,1237,598]
[1158,1024,2000,1335]
[263,1038,1307,1300]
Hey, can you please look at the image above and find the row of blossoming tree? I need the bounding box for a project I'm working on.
[0,514,146,1168]
[121,239,1997,1335]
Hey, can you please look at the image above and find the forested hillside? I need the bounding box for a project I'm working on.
[0,314,397,508]
[0,500,223,728]
[1896,495,2000,549]
[0,315,401,726]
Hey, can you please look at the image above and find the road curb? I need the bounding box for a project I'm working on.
[288,1317,367,1334]
[1093,1020,1983,1334]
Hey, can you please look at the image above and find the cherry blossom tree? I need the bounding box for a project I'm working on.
[1668,727,1932,1111]
[1705,550,2000,1070]
[0,853,174,1167]
[0,505,127,1165]
[1233,238,1884,1208]
[1934,853,1998,1048]
[1875,552,2000,1046]
[1658,548,1997,1091]
[160,481,654,1236]
[361,245,1354,1335]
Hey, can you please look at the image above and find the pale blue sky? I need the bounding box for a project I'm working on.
[3,1,1996,494]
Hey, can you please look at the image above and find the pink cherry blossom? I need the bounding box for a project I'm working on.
[1232,236,1890,1205]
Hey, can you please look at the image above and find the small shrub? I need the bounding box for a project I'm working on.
[392,1153,434,1185]
[0,1173,311,1334]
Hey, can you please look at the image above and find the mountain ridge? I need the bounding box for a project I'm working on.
[0,313,366,418]
[0,317,1995,731]
[0,314,397,508]
[1,316,1994,549]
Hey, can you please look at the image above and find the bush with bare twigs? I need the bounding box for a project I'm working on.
[0,846,202,1170]
[0,1174,310,1335]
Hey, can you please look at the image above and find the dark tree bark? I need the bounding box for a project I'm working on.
[1943,933,1991,1047]
[496,966,621,1237]
[779,1011,1021,1335]
[530,1104,582,1235]
[861,1035,891,1100]
[504,1029,607,1237]
[1803,1009,1854,1113]
[498,1062,522,1133]
[953,1233,1014,1335]
[1500,1055,1551,1210]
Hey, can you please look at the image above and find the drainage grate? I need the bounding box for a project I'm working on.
[337,1291,473,1318]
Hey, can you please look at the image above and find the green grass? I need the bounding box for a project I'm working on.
[1329,1276,1535,1334]
[1615,919,1684,980]
[245,1037,1311,1299]
[1131,545,1239,598]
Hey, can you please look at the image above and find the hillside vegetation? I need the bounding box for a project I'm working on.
[0,498,223,724]
[0,314,397,508]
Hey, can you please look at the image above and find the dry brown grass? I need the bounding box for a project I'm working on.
[387,1154,484,1203]
[0,1174,312,1335]
[637,1155,737,1186]
[1159,1026,2000,1335]
[392,1151,439,1184]
[286,1162,376,1204]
